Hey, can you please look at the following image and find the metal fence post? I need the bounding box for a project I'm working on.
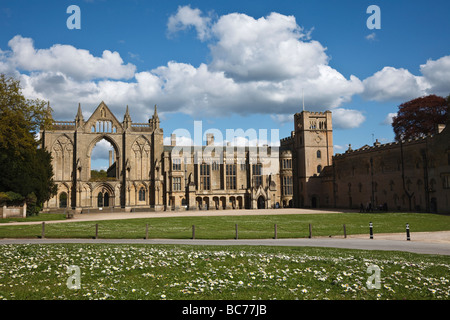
[406,223,410,241]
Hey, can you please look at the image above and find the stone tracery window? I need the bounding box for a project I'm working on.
[139,187,146,201]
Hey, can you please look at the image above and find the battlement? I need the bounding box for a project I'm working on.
[131,122,154,132]
[294,110,331,117]
[333,135,433,159]
[51,121,76,130]
[280,136,294,144]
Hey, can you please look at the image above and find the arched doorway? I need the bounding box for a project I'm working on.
[95,183,114,208]
[203,197,209,210]
[97,191,111,207]
[430,197,437,213]
[230,196,236,209]
[220,197,226,209]
[311,196,317,208]
[196,197,202,210]
[213,197,219,210]
[237,196,243,209]
[257,196,265,209]
[59,192,68,208]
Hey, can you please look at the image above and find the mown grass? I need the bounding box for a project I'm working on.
[0,213,66,224]
[0,212,449,239]
[0,243,449,300]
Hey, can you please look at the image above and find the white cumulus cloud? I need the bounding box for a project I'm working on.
[7,35,136,81]
[331,108,366,129]
[419,55,450,96]
[362,55,450,102]
[1,5,448,133]
[167,5,212,41]
[362,66,428,102]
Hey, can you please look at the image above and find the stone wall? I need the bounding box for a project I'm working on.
[1,203,26,218]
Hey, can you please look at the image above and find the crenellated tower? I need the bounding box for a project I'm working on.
[292,110,333,207]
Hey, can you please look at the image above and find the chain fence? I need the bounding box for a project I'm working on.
[0,220,412,241]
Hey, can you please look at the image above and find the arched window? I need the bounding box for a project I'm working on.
[139,187,145,201]
[317,165,322,174]
[317,150,321,159]
[97,192,103,207]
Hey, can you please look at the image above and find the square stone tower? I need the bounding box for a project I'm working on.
[292,111,333,207]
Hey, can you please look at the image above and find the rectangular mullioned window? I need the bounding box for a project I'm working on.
[200,163,210,190]
[173,177,181,191]
[226,164,236,190]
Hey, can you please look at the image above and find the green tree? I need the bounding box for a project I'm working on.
[0,74,57,214]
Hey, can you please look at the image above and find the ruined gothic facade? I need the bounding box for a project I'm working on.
[41,102,450,214]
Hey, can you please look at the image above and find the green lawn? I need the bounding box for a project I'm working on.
[0,243,449,300]
[0,213,66,224]
[0,212,449,239]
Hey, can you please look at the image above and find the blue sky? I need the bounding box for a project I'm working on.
[1,0,449,169]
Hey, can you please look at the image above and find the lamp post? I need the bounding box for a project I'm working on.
[370,157,375,209]
[184,157,188,210]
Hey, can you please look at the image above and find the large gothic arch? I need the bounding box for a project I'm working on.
[86,133,122,180]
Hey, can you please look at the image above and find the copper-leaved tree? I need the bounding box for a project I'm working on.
[392,94,448,141]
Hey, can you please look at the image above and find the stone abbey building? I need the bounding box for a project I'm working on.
[41,102,450,214]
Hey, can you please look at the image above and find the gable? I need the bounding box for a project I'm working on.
[85,101,123,134]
